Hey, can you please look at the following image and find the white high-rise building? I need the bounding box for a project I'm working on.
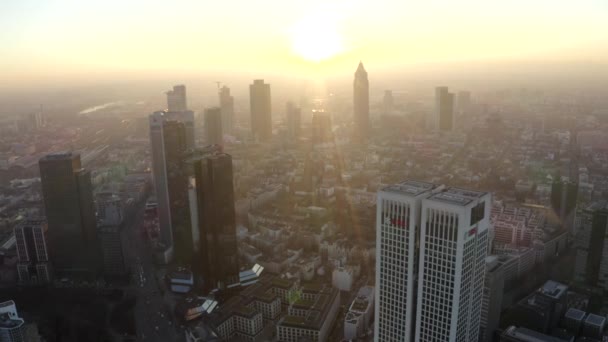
[375,181,491,342]
[415,187,491,342]
[374,181,442,342]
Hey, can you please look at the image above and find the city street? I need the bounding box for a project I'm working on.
[124,201,184,342]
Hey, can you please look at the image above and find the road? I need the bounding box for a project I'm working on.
[123,200,184,342]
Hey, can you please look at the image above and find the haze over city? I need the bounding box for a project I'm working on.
[1,1,608,342]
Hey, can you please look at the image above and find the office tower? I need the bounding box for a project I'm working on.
[480,256,506,342]
[95,193,126,276]
[149,112,174,259]
[166,110,195,149]
[551,179,578,231]
[167,84,187,112]
[374,181,441,342]
[0,301,26,342]
[353,62,370,141]
[96,192,123,227]
[219,86,234,135]
[574,201,608,292]
[14,219,51,284]
[457,91,471,112]
[382,90,394,115]
[39,152,99,277]
[311,110,332,145]
[249,79,272,142]
[285,101,301,140]
[163,120,193,263]
[204,107,223,146]
[436,86,455,131]
[192,153,239,290]
[415,187,490,342]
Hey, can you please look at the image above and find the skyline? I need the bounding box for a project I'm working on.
[1,0,608,89]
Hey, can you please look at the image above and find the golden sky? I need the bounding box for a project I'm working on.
[1,0,607,84]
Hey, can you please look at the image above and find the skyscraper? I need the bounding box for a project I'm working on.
[480,256,506,342]
[249,79,272,142]
[573,201,608,292]
[311,110,332,145]
[415,187,490,342]
[166,84,187,112]
[0,301,26,342]
[39,152,99,277]
[353,62,370,141]
[219,86,234,135]
[149,112,174,259]
[551,179,578,232]
[436,86,455,131]
[285,101,301,141]
[375,182,491,342]
[374,181,442,342]
[14,219,51,284]
[192,153,239,291]
[382,90,394,115]
[204,107,223,146]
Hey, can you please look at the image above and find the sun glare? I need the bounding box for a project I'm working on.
[291,13,344,62]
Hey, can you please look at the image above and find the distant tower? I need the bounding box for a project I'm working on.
[219,86,235,135]
[193,153,239,291]
[166,85,188,112]
[573,201,608,291]
[286,101,301,141]
[204,107,223,146]
[249,80,272,142]
[436,86,455,131]
[382,90,394,115]
[39,152,99,278]
[311,110,332,145]
[15,219,52,284]
[353,62,370,141]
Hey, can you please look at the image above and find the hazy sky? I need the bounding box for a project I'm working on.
[1,0,607,87]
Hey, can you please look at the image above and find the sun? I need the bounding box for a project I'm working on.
[291,13,344,62]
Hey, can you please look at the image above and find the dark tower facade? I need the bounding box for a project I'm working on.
[193,153,239,290]
[353,62,370,141]
[204,107,223,146]
[163,121,193,263]
[39,153,99,278]
[219,86,234,135]
[249,79,272,142]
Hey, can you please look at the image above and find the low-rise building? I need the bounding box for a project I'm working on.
[344,286,374,340]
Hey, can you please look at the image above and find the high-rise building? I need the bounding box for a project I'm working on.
[96,192,123,227]
[457,91,471,112]
[14,219,51,284]
[382,90,394,115]
[95,193,126,277]
[192,153,239,290]
[374,181,442,342]
[311,110,332,145]
[249,79,272,142]
[285,101,301,141]
[573,201,608,292]
[167,84,188,112]
[204,107,223,146]
[480,256,506,342]
[0,301,26,342]
[436,86,455,131]
[149,112,174,259]
[353,62,370,141]
[219,86,234,135]
[415,187,490,342]
[166,110,195,149]
[39,152,99,277]
[551,179,578,232]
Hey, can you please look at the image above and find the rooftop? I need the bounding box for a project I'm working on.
[382,180,439,197]
[427,187,488,206]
